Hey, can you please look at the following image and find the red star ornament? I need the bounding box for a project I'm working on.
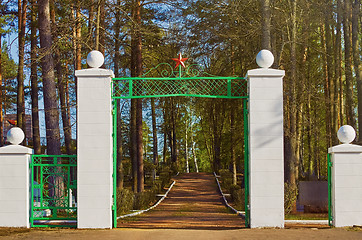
[172,53,188,68]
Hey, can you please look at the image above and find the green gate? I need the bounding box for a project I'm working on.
[30,155,77,228]
[111,59,250,227]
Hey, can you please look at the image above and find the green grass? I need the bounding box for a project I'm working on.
[345,226,362,232]
[285,213,328,220]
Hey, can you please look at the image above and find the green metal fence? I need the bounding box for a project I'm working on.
[112,63,247,99]
[30,155,77,228]
[112,77,248,99]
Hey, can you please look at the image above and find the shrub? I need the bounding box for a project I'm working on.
[229,184,245,211]
[116,188,134,215]
[152,180,163,193]
[159,166,172,189]
[219,169,233,190]
[133,189,157,210]
[284,182,298,214]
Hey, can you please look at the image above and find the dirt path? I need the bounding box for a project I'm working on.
[118,172,244,229]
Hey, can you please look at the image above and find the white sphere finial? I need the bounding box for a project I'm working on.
[337,125,356,144]
[256,49,274,68]
[7,127,25,145]
[87,50,104,68]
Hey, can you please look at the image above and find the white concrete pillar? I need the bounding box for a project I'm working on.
[328,125,362,227]
[0,128,32,228]
[247,50,285,228]
[75,51,115,229]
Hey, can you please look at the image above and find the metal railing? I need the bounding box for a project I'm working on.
[30,155,77,228]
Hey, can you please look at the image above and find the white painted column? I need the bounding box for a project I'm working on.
[75,51,115,229]
[247,50,285,228]
[328,125,362,227]
[0,128,32,228]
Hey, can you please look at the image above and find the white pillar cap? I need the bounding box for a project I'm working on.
[337,125,356,144]
[256,49,274,68]
[87,50,105,68]
[7,127,25,145]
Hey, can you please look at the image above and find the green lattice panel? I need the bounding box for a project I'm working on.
[30,155,77,228]
[112,77,248,99]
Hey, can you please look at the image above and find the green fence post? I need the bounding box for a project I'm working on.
[129,79,133,98]
[112,99,118,228]
[30,156,34,227]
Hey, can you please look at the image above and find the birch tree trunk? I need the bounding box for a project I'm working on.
[185,119,189,173]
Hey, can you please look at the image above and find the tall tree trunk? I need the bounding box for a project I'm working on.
[17,0,28,137]
[114,0,123,189]
[75,1,82,71]
[336,0,344,127]
[95,0,101,50]
[151,98,158,166]
[38,0,61,155]
[285,1,298,213]
[99,0,105,55]
[51,0,72,155]
[324,1,335,146]
[0,35,3,146]
[39,0,62,207]
[212,101,221,174]
[57,64,72,154]
[352,0,362,142]
[30,0,41,153]
[130,99,138,192]
[131,0,144,193]
[163,127,167,164]
[321,24,332,148]
[260,0,271,50]
[230,103,237,185]
[343,0,355,128]
[88,0,94,49]
[306,80,312,178]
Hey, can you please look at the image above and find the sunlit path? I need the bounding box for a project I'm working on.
[118,173,244,229]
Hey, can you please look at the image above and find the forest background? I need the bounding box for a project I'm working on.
[0,0,361,202]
